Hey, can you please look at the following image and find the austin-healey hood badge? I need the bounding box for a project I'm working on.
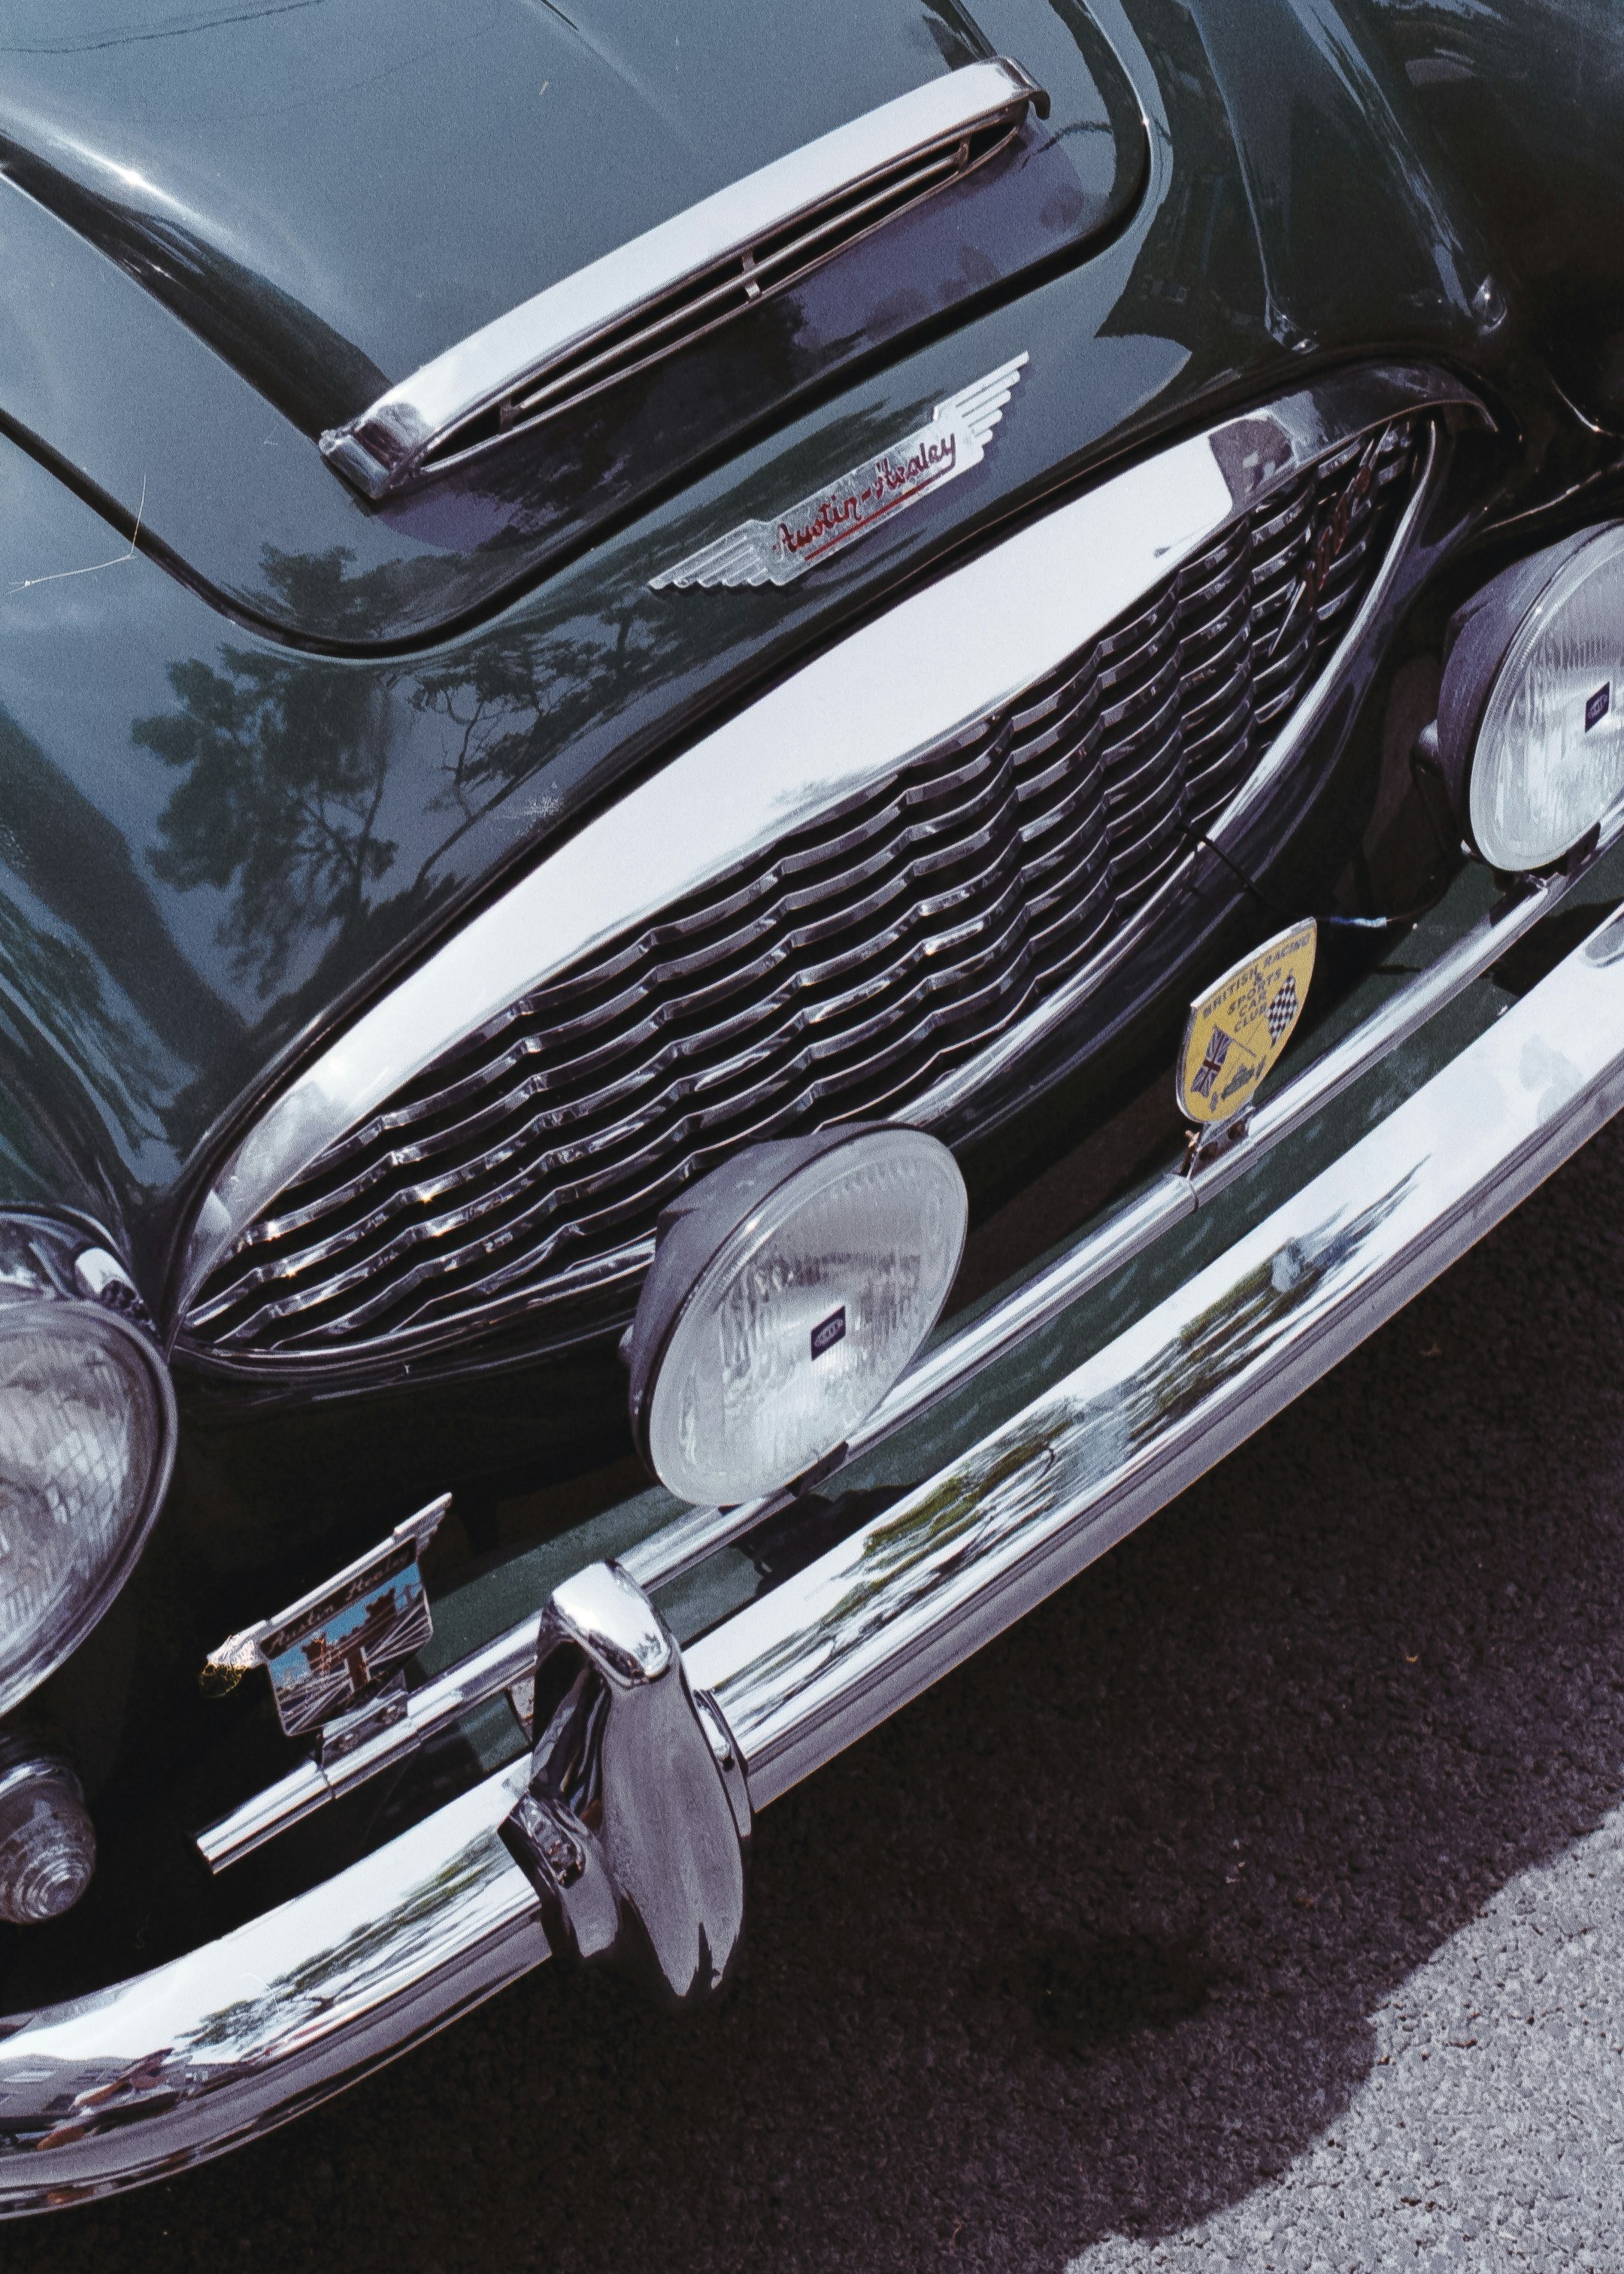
[202,1494,448,1739]
[650,353,1029,591]
[1177,918,1318,1128]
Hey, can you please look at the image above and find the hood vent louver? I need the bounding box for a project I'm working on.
[320,58,1047,501]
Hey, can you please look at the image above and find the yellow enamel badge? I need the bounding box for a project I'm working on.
[1177,917,1317,1125]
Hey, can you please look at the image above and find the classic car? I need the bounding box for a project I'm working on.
[0,0,1621,2214]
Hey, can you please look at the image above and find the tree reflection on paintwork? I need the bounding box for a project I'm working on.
[0,704,245,1161]
[135,550,401,997]
[132,547,681,1005]
[0,890,165,1155]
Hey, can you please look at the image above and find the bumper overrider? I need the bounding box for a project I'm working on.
[4,858,1624,2209]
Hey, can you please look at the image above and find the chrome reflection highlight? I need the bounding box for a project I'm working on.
[198,1613,538,1871]
[0,1761,544,2204]
[502,1563,747,2009]
[321,60,1046,498]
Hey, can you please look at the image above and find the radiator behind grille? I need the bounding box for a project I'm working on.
[183,416,1422,1365]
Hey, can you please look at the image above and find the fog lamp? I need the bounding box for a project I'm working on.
[0,1749,95,1924]
[1437,523,1624,871]
[626,1126,968,1506]
[0,1218,175,1719]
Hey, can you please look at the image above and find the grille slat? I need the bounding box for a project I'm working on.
[186,417,1424,1362]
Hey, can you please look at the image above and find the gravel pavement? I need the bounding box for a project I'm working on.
[16,1111,1624,2272]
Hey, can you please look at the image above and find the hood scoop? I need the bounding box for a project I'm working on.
[323,61,1047,499]
[0,2,1147,648]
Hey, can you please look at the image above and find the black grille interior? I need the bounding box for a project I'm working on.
[184,416,1423,1364]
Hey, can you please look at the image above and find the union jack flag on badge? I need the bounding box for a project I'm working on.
[1189,1025,1234,1100]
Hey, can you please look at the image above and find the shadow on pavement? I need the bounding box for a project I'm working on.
[15,1116,1624,2274]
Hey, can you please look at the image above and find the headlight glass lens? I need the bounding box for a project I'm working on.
[1471,526,1624,869]
[0,1307,168,1715]
[646,1129,967,1506]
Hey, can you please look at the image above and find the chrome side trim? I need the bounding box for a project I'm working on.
[195,808,1616,1871]
[14,876,1624,2211]
[197,1619,538,1869]
[320,60,1046,499]
[181,362,1486,1311]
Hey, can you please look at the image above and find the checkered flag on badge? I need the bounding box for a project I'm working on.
[1265,972,1299,1044]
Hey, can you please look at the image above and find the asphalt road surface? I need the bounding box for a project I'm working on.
[19,1114,1624,2272]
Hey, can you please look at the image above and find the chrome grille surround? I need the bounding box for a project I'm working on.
[183,408,1432,1369]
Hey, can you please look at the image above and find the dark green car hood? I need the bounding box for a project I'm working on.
[0,0,1145,648]
[0,0,1528,1308]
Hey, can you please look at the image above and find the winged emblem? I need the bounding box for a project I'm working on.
[650,353,1029,591]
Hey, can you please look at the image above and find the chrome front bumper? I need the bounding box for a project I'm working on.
[5,887,1624,2212]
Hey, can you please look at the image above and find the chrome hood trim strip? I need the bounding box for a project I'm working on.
[320,59,1045,499]
[8,888,1624,2208]
[181,361,1486,1310]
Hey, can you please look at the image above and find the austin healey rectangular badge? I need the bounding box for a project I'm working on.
[1177,918,1317,1126]
[202,1494,448,1739]
[650,354,1028,590]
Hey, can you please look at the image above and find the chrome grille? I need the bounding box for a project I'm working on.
[185,416,1423,1364]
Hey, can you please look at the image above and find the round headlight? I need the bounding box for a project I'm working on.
[1438,523,1624,872]
[627,1126,968,1507]
[0,1223,174,1718]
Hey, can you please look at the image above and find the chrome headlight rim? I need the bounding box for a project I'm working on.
[1438,520,1624,874]
[626,1123,968,1507]
[0,1214,177,1721]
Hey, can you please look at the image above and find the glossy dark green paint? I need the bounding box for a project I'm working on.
[0,0,1510,1241]
[1359,0,1624,429]
[0,0,1144,645]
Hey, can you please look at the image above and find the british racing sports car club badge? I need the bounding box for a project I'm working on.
[650,353,1028,590]
[1177,917,1318,1128]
